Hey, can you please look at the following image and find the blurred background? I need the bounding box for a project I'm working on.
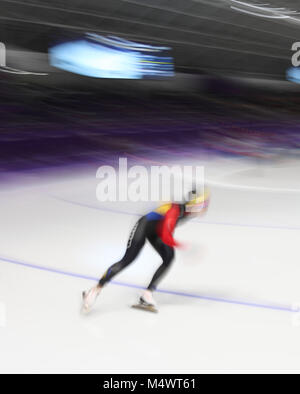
[1,0,300,177]
[2,0,300,373]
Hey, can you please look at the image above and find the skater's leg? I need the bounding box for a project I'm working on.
[98,218,147,287]
[146,236,175,292]
[82,218,147,312]
[136,236,174,309]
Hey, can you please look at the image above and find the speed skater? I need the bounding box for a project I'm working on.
[82,190,210,312]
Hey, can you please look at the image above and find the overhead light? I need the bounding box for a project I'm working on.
[230,0,300,21]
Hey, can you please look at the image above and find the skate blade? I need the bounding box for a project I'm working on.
[81,304,90,314]
[81,292,91,314]
[131,303,158,313]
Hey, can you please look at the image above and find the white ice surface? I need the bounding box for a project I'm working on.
[1,157,300,373]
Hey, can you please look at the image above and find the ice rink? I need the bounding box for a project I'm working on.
[1,156,300,373]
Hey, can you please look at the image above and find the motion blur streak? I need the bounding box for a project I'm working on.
[0,255,297,314]
[1,0,300,374]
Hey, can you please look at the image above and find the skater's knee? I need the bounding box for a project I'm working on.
[168,247,175,261]
[111,253,136,273]
[163,251,174,267]
[163,260,172,268]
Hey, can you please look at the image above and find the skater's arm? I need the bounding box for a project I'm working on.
[159,205,181,248]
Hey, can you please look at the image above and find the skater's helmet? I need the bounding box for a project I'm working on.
[185,188,210,213]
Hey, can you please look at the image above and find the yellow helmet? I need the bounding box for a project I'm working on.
[185,188,210,213]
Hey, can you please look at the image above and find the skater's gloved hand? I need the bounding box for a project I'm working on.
[176,241,189,250]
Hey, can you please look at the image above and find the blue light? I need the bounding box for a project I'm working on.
[287,67,300,83]
[49,35,174,79]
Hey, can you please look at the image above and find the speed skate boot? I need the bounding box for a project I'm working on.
[132,290,158,313]
[81,285,101,313]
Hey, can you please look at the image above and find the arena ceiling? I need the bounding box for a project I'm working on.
[0,0,299,78]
